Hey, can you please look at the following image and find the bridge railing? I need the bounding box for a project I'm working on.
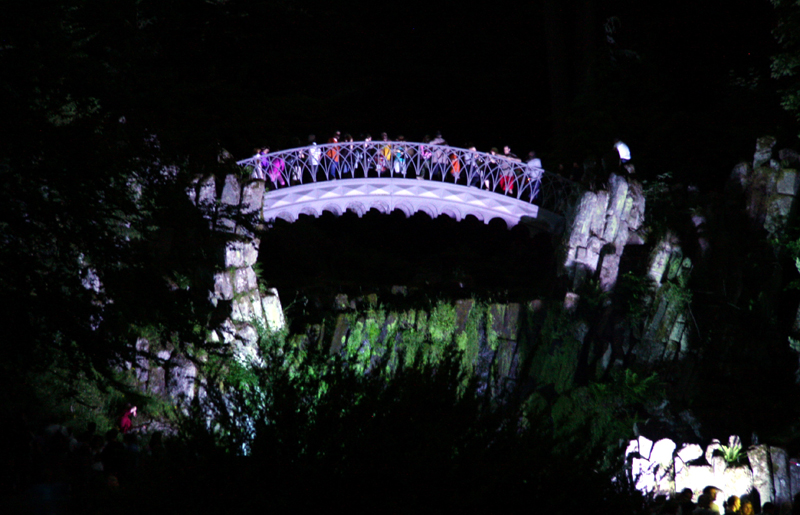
[236,141,580,216]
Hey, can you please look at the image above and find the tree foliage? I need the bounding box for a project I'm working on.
[177,328,644,512]
[0,0,229,422]
[772,0,800,135]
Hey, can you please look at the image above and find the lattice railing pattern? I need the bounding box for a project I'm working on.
[236,141,580,217]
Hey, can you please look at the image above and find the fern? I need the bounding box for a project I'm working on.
[719,444,746,466]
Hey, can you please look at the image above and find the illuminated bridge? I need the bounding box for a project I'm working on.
[236,141,580,231]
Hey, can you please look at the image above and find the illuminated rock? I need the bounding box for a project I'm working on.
[224,240,259,268]
[562,173,645,292]
[213,270,234,301]
[261,287,285,331]
[721,465,753,502]
[674,445,700,482]
[650,438,676,461]
[166,353,197,403]
[748,444,773,504]
[220,173,240,204]
[625,436,796,503]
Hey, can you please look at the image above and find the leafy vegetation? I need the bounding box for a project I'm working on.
[719,443,747,466]
[176,320,645,512]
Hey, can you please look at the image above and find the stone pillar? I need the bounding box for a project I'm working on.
[194,174,284,365]
[771,446,791,506]
[748,445,773,504]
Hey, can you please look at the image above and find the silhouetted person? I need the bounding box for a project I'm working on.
[570,161,582,182]
[703,486,722,514]
[101,429,125,477]
[694,494,717,515]
[678,488,696,515]
[78,421,97,444]
[724,495,740,515]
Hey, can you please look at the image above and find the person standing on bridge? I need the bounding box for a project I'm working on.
[429,131,447,180]
[251,148,267,181]
[358,134,372,178]
[503,145,521,163]
[340,134,355,178]
[325,133,340,180]
[465,145,481,187]
[266,147,286,189]
[376,132,392,176]
[417,135,433,180]
[501,145,522,193]
[498,160,516,195]
[307,134,321,182]
[524,151,544,200]
[393,135,408,177]
[484,147,499,191]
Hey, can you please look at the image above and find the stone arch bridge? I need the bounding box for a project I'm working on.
[181,145,643,397]
[185,141,606,364]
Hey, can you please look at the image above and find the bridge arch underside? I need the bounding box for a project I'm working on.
[262,179,561,231]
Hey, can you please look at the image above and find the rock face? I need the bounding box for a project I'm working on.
[563,173,646,291]
[193,174,285,367]
[627,435,797,506]
[131,338,198,404]
[730,136,800,238]
[632,233,694,364]
[323,299,531,397]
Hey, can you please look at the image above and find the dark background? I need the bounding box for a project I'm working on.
[5,0,791,183]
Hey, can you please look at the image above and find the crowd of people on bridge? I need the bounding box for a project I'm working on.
[248,130,634,198]
[249,131,551,198]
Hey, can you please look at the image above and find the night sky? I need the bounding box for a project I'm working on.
[203,0,790,185]
[20,0,782,184]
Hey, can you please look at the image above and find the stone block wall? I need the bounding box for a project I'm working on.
[189,174,285,365]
